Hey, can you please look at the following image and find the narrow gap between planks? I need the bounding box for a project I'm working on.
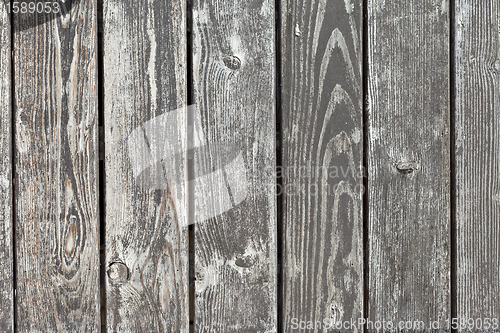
[449,0,457,330]
[275,0,283,330]
[97,0,106,330]
[10,0,17,330]
[362,0,369,331]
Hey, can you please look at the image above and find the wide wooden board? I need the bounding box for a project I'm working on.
[103,0,189,331]
[13,0,100,331]
[280,0,364,330]
[191,0,277,331]
[367,0,450,329]
[455,1,500,329]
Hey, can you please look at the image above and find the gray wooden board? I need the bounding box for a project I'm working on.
[103,0,189,331]
[13,0,100,331]
[191,0,277,331]
[367,0,450,329]
[455,1,500,329]
[280,0,364,331]
[0,1,12,332]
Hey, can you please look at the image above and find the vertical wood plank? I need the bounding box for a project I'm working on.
[191,0,277,331]
[455,1,500,328]
[281,0,364,330]
[13,0,100,331]
[103,0,189,331]
[367,0,450,328]
[0,1,13,331]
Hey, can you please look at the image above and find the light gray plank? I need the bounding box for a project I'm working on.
[280,0,364,330]
[367,0,450,329]
[103,0,189,331]
[13,0,100,331]
[191,0,277,331]
[455,1,500,330]
[0,1,13,332]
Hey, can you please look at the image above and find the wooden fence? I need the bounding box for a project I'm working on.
[0,0,499,332]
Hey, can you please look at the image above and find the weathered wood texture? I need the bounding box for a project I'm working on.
[103,0,189,331]
[367,0,450,328]
[280,0,364,330]
[455,1,500,327]
[0,2,12,332]
[13,0,100,331]
[191,0,277,331]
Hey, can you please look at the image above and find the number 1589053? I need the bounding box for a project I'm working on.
[6,1,63,14]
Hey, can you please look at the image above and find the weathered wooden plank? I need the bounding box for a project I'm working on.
[0,1,13,332]
[103,0,189,331]
[191,0,277,331]
[455,1,500,329]
[13,0,100,331]
[280,0,364,331]
[367,0,450,329]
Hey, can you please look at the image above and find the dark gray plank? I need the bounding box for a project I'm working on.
[0,2,12,332]
[191,0,277,331]
[103,1,189,331]
[455,1,500,329]
[13,1,100,331]
[281,0,364,330]
[367,0,450,329]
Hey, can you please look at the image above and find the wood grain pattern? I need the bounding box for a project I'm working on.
[0,2,13,332]
[455,1,500,328]
[13,0,100,331]
[191,0,277,331]
[103,0,189,331]
[280,0,364,330]
[367,0,450,328]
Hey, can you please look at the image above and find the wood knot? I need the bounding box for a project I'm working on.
[195,272,204,281]
[235,255,255,268]
[396,161,419,174]
[222,55,241,70]
[108,262,129,283]
[494,60,500,72]
[64,217,78,258]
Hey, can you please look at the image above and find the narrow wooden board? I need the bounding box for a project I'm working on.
[455,1,500,328]
[13,0,100,331]
[0,2,13,332]
[103,0,189,331]
[280,0,364,330]
[367,0,450,328]
[191,0,277,331]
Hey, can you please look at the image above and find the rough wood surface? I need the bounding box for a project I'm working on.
[13,0,100,331]
[367,0,450,329]
[103,0,189,331]
[0,2,13,332]
[280,0,364,330]
[191,0,277,331]
[455,1,500,329]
